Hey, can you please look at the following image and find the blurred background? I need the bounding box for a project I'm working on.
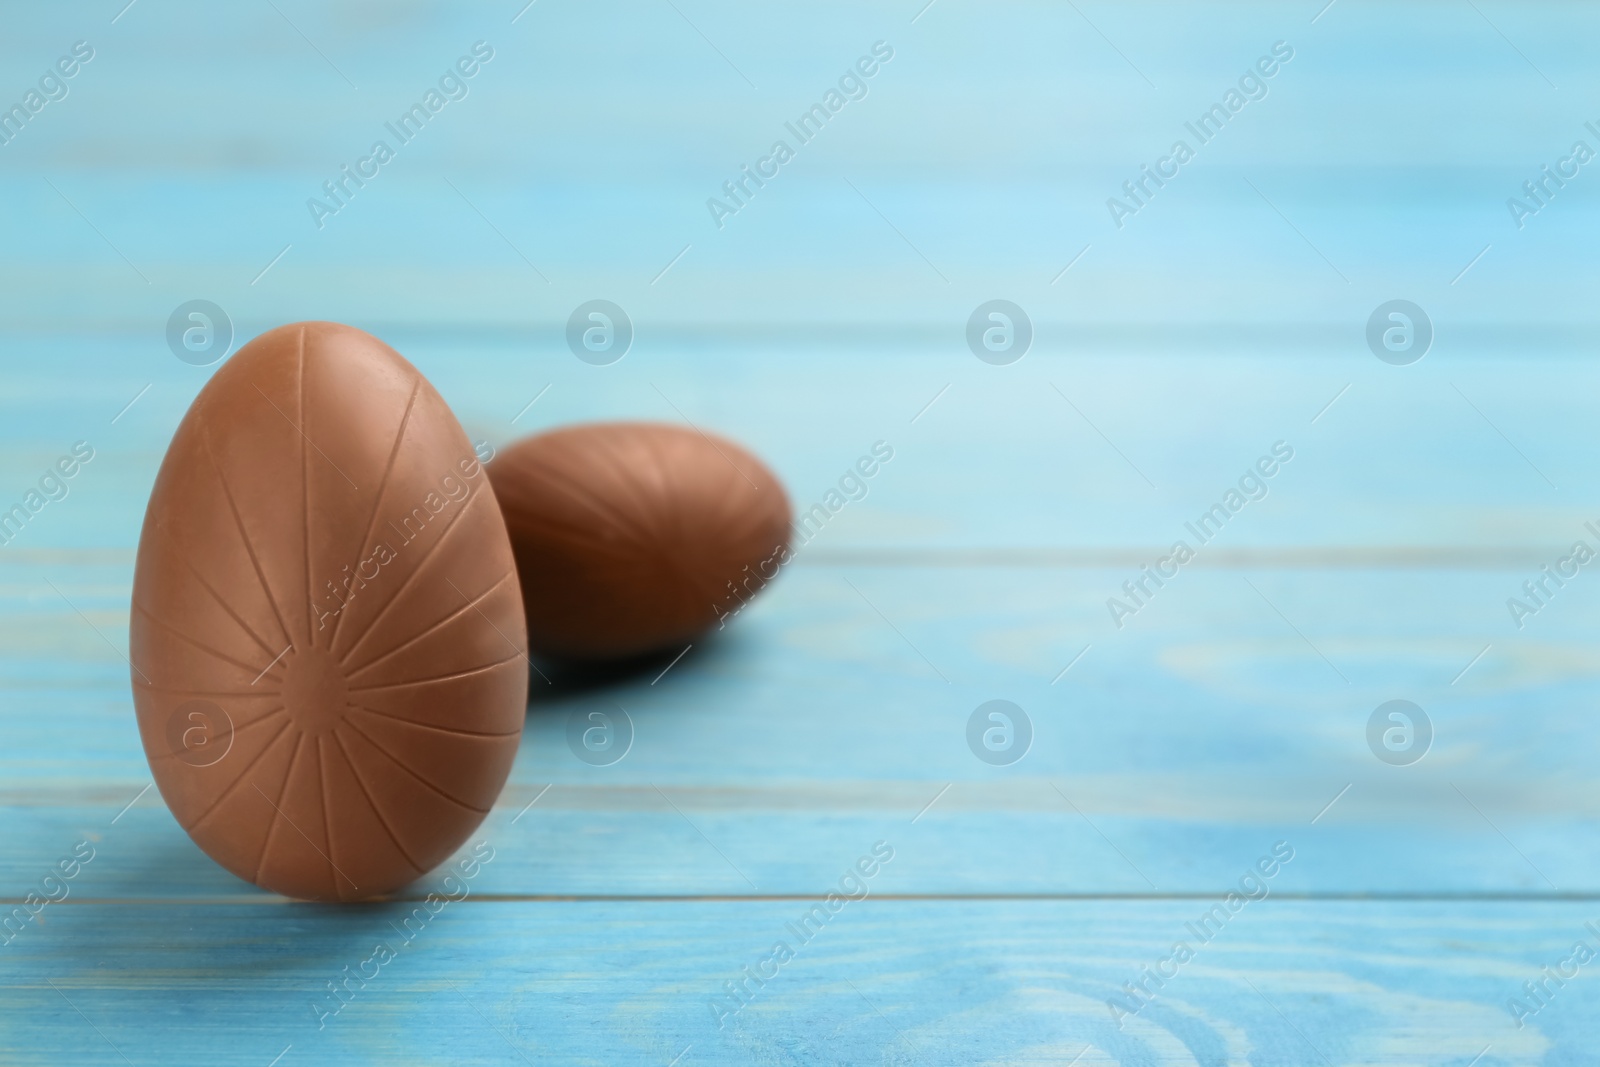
[4,1,1600,1063]
[4,1,1598,549]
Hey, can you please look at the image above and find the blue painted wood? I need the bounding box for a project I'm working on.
[6,555,1600,893]
[0,2,1596,333]
[4,0,1599,1061]
[7,332,1600,553]
[2,899,1593,1064]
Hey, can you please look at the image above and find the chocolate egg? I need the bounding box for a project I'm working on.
[130,322,527,901]
[487,422,791,660]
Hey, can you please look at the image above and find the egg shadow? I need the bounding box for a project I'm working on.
[524,645,695,707]
[521,627,753,715]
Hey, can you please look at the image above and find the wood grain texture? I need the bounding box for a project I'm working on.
[2,900,1594,1065]
[3,0,1597,1060]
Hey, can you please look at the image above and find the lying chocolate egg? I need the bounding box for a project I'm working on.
[487,422,791,660]
[130,322,527,901]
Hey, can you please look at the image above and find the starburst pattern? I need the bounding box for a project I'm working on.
[129,324,527,901]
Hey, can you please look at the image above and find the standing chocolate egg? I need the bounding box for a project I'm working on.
[487,422,791,660]
[130,322,526,901]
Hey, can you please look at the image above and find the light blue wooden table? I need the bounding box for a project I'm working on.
[3,1,1599,1063]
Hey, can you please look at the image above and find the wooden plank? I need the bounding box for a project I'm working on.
[2,1,1597,1060]
[3,789,1594,902]
[0,4,1594,334]
[0,897,1588,1065]
[4,340,1600,555]
[1,560,1595,896]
